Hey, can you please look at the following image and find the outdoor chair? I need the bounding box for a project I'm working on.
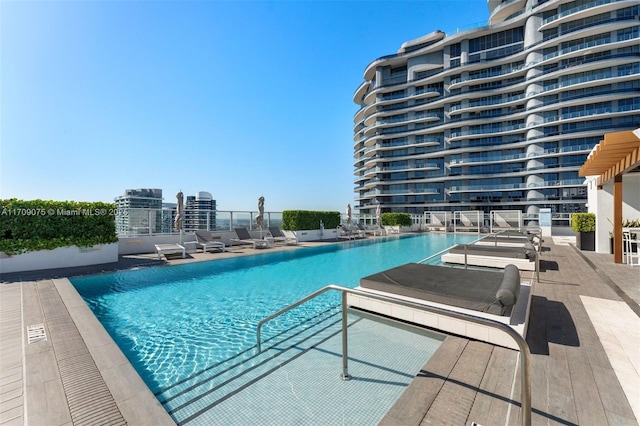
[230,228,270,249]
[194,231,226,253]
[268,227,298,245]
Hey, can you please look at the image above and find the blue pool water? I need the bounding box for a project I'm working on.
[71,234,475,395]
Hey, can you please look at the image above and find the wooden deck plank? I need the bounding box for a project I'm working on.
[591,364,638,425]
[420,340,493,425]
[467,345,519,426]
[379,336,468,426]
[566,345,609,425]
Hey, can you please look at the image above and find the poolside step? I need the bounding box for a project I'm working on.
[155,308,353,425]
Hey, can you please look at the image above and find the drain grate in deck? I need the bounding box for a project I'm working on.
[27,323,47,344]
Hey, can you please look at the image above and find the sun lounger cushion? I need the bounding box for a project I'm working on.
[360,263,521,316]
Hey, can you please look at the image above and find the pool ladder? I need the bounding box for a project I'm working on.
[256,285,533,425]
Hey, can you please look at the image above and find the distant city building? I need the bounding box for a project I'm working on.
[114,189,218,234]
[353,0,640,219]
[184,191,217,231]
[114,188,166,235]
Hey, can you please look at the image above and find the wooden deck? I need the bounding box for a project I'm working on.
[380,239,639,425]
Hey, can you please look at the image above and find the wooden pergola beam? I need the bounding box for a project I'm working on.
[578,130,640,264]
[579,131,640,187]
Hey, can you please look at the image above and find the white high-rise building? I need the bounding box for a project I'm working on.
[184,191,217,231]
[353,0,639,220]
[114,188,165,235]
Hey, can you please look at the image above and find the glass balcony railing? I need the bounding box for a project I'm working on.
[115,209,284,236]
[542,0,626,26]
[450,178,585,191]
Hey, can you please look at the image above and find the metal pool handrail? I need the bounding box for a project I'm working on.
[256,284,532,425]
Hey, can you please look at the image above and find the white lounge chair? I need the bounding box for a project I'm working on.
[364,224,385,236]
[268,227,298,245]
[384,226,400,234]
[195,231,226,253]
[230,228,270,249]
[337,225,357,240]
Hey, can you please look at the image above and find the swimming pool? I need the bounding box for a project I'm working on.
[71,234,475,409]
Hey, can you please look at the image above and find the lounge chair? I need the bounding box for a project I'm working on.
[268,227,298,245]
[351,262,532,349]
[337,224,357,240]
[441,243,538,271]
[364,224,385,236]
[154,244,186,260]
[230,228,270,249]
[194,231,226,253]
[384,226,400,234]
[354,223,368,238]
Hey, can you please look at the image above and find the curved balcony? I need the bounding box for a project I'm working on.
[449,152,528,167]
[448,122,527,142]
[489,0,527,25]
[536,34,638,71]
[448,63,527,91]
[449,178,585,193]
[358,187,440,201]
[539,0,636,31]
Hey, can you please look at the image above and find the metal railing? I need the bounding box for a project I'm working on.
[256,284,532,425]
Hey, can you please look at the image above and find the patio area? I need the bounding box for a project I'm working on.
[1,235,638,425]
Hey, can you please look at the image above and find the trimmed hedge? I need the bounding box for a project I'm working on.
[381,212,412,227]
[571,212,595,232]
[0,199,119,255]
[282,210,341,231]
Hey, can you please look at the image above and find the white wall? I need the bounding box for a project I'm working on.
[587,173,640,253]
[0,243,118,274]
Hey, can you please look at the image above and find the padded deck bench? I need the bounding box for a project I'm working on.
[350,263,532,349]
[359,263,521,316]
[441,243,537,271]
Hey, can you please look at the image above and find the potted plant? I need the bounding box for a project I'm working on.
[571,213,595,251]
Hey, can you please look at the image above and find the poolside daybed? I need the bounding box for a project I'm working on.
[475,230,543,252]
[441,242,538,271]
[349,263,532,349]
[424,211,451,232]
[360,263,521,316]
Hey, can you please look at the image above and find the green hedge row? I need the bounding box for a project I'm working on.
[0,199,119,255]
[282,210,341,231]
[381,212,412,227]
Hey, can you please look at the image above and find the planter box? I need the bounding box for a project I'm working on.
[576,231,595,251]
[290,228,338,242]
[0,243,118,274]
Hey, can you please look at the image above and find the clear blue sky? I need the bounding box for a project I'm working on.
[1,0,488,212]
